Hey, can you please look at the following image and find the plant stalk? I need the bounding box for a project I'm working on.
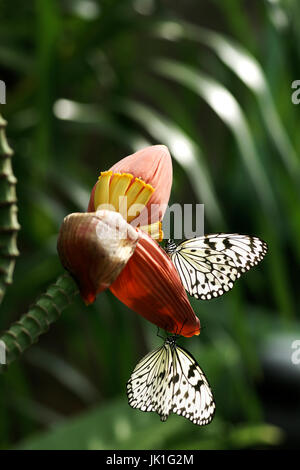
[0,114,20,305]
[0,273,79,370]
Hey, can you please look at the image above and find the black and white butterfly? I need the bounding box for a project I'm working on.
[127,335,215,426]
[165,233,268,301]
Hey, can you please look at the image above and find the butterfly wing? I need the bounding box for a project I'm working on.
[127,340,215,426]
[170,344,215,425]
[170,233,268,300]
[126,343,174,420]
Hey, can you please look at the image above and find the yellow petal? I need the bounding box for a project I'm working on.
[94,172,155,225]
[127,180,155,223]
[125,178,146,207]
[109,173,133,212]
[140,221,163,242]
[94,171,112,209]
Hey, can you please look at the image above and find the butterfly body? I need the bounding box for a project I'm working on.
[127,335,215,426]
[165,234,268,300]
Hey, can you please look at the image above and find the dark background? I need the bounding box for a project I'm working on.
[0,0,300,449]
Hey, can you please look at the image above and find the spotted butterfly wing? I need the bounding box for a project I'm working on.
[127,336,215,426]
[165,234,268,300]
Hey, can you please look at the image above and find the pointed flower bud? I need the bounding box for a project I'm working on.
[87,145,172,240]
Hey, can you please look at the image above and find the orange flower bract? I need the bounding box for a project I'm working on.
[110,231,201,338]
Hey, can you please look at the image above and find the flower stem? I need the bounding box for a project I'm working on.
[0,113,20,305]
[0,273,79,369]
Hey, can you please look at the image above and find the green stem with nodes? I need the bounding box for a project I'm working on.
[0,114,20,304]
[0,115,79,371]
[0,273,79,369]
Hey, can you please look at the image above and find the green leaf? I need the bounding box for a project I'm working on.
[115,98,224,227]
[152,58,277,216]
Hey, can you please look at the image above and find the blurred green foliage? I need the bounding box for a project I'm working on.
[0,0,300,450]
